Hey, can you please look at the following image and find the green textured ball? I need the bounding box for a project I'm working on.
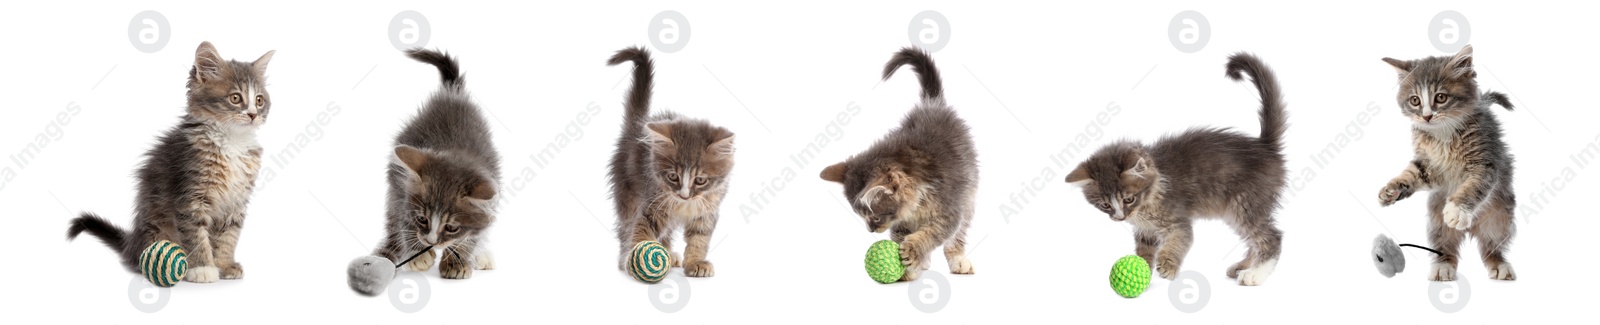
[629,241,670,283]
[864,240,905,284]
[139,240,187,287]
[1110,255,1151,298]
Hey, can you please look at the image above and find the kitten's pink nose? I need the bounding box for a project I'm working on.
[247,113,259,120]
[1422,115,1433,122]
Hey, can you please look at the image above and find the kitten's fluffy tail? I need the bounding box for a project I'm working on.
[1482,91,1515,111]
[883,47,944,100]
[68,212,138,272]
[607,46,654,128]
[406,48,465,92]
[1225,52,1287,148]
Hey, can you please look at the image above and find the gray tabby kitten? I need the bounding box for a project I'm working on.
[821,47,978,281]
[1065,53,1287,286]
[1376,45,1517,281]
[67,42,274,283]
[371,49,500,279]
[607,47,734,277]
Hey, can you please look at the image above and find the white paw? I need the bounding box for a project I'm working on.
[406,249,436,272]
[185,266,219,283]
[1442,202,1473,230]
[474,250,495,270]
[1488,263,1516,280]
[1236,259,1277,286]
[1429,262,1456,281]
[948,255,975,274]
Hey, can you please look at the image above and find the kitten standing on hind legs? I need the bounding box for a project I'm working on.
[606,47,735,278]
[1376,44,1518,281]
[820,47,978,282]
[66,42,274,283]
[1065,53,1288,286]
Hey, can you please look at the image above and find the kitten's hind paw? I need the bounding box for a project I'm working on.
[684,260,715,277]
[1429,262,1457,281]
[220,263,244,280]
[473,251,496,270]
[185,266,219,283]
[1442,202,1474,230]
[948,255,975,274]
[1488,262,1516,281]
[1235,259,1276,286]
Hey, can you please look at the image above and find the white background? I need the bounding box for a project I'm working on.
[2,0,1593,323]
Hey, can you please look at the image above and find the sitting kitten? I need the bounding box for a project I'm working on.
[1376,44,1517,281]
[607,47,734,277]
[821,47,978,281]
[371,49,500,279]
[1065,53,1288,286]
[67,42,274,283]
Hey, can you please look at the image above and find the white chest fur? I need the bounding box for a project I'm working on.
[194,125,263,217]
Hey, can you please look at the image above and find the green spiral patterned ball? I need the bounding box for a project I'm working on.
[139,240,187,287]
[629,241,670,283]
[1110,255,1151,298]
[864,240,905,284]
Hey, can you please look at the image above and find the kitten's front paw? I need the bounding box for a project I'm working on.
[1442,201,1474,230]
[669,251,682,268]
[1488,262,1516,281]
[1235,259,1276,286]
[1155,258,1180,280]
[440,255,473,279]
[406,249,437,272]
[1429,262,1457,281]
[684,260,715,277]
[1378,182,1412,207]
[473,251,496,270]
[900,244,925,272]
[220,263,244,280]
[185,266,219,283]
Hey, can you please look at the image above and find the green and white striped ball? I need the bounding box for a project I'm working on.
[139,240,187,287]
[629,241,670,283]
[864,240,904,284]
[1110,255,1150,298]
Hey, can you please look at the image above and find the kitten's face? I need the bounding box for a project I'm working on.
[1383,45,1478,131]
[393,145,497,248]
[1066,142,1159,222]
[645,120,735,203]
[821,161,916,233]
[186,42,275,128]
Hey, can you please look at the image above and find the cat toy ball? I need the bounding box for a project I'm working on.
[629,241,671,283]
[348,246,436,296]
[139,240,187,287]
[1371,234,1444,278]
[864,240,905,284]
[1110,255,1151,298]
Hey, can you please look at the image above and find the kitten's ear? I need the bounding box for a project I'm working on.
[821,162,847,183]
[392,145,430,175]
[710,132,735,156]
[467,179,497,201]
[1381,57,1412,78]
[1447,45,1474,79]
[643,122,674,148]
[1065,165,1092,188]
[251,50,276,77]
[194,42,225,83]
[1124,157,1153,179]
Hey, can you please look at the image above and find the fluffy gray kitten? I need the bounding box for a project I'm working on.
[607,47,734,278]
[1066,53,1288,286]
[821,47,978,281]
[67,42,274,283]
[1377,44,1517,281]
[371,49,500,279]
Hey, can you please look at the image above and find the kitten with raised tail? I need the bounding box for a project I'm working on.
[370,49,501,279]
[66,42,274,283]
[820,47,978,281]
[607,47,734,278]
[1065,53,1288,286]
[1376,45,1517,281]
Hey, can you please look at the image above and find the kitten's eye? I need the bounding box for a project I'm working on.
[693,177,707,186]
[1408,96,1421,107]
[1096,202,1111,210]
[229,94,243,105]
[415,214,428,225]
[444,224,460,233]
[255,95,265,107]
[1123,196,1137,205]
[666,173,680,183]
[1433,93,1447,104]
